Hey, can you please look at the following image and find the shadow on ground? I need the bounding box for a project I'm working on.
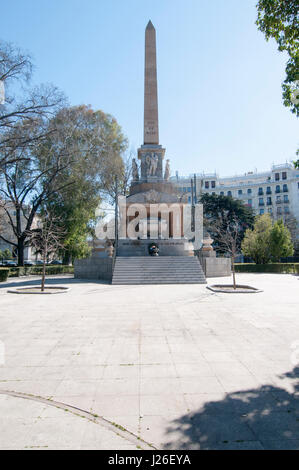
[164,367,299,450]
[0,276,110,290]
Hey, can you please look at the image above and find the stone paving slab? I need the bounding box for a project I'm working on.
[0,273,298,449]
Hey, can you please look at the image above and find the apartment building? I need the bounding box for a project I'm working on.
[172,163,299,240]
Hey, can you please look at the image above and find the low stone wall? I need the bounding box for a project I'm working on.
[74,257,113,281]
[199,257,231,278]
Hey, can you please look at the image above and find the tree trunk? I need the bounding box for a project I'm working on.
[63,250,71,266]
[17,238,25,266]
[232,260,236,290]
[41,255,46,292]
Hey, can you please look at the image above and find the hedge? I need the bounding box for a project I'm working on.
[0,268,9,282]
[234,263,299,274]
[8,265,74,278]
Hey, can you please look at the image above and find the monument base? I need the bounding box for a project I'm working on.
[117,239,194,257]
[197,255,231,278]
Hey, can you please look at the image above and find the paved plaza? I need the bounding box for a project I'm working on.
[0,273,298,450]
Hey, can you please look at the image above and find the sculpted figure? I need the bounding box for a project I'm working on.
[147,153,158,176]
[132,158,139,181]
[164,159,170,181]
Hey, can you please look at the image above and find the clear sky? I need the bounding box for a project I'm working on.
[1,0,298,177]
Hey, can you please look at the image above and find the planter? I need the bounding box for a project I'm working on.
[207,284,262,294]
[7,286,70,295]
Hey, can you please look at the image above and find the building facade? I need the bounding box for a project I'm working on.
[172,163,299,241]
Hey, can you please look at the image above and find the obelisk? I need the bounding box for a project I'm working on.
[144,20,159,145]
[138,21,165,181]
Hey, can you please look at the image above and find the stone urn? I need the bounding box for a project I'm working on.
[201,233,216,258]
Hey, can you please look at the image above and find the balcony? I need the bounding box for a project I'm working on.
[275,189,281,194]
[283,187,288,192]
[259,202,265,206]
[266,189,272,195]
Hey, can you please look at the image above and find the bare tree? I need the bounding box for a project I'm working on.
[102,148,135,204]
[210,213,243,290]
[0,40,65,168]
[29,211,65,291]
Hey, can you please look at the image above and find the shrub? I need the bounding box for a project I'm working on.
[234,263,299,274]
[0,268,9,282]
[8,265,74,277]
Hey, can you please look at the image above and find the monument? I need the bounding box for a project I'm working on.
[75,21,231,283]
[118,20,202,257]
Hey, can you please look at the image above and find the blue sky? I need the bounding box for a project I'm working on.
[1,0,298,177]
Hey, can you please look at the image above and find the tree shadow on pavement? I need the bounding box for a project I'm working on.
[0,276,110,290]
[164,367,299,450]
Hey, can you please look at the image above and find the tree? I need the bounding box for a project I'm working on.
[29,211,65,291]
[269,219,294,261]
[0,105,127,266]
[200,193,254,252]
[283,211,298,246]
[0,40,65,168]
[44,106,128,264]
[256,0,299,116]
[210,214,243,289]
[1,248,12,260]
[103,148,136,204]
[242,214,273,264]
[242,214,293,263]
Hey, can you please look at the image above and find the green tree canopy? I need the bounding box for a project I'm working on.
[200,193,254,253]
[256,0,299,116]
[242,214,294,264]
[43,105,128,264]
[269,219,294,261]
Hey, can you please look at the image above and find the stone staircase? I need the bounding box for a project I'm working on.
[112,256,206,285]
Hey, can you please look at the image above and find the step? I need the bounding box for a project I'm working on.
[112,255,206,285]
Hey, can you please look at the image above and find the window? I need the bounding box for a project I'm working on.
[283,195,289,203]
[187,187,191,192]
[247,188,252,194]
[188,196,191,204]
[284,206,290,214]
[227,191,232,197]
[268,208,273,215]
[211,181,216,189]
[276,185,280,193]
[266,187,271,194]
[220,191,224,196]
[277,207,282,215]
[260,209,264,215]
[283,184,288,192]
[205,181,209,189]
[259,198,264,206]
[238,190,243,195]
[183,187,187,193]
[275,173,280,181]
[267,197,272,205]
[258,188,264,195]
[282,172,287,180]
[248,199,252,206]
[276,195,281,203]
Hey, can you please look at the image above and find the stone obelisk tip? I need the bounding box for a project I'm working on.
[146,20,155,30]
[144,20,159,145]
